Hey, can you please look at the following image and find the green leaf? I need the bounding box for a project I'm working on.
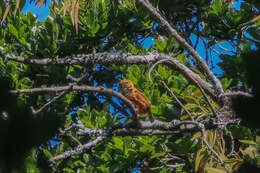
[128,73,138,84]
[128,43,138,54]
[221,78,233,90]
[161,94,172,104]
[154,39,166,52]
[140,144,155,153]
[98,165,109,172]
[129,65,140,76]
[151,105,159,114]
[113,137,124,151]
[212,0,222,15]
[9,24,19,39]
[192,132,202,141]
[205,167,227,173]
[73,160,85,167]
[19,38,27,46]
[195,147,207,172]
[151,89,160,105]
[151,152,165,159]
[43,149,53,158]
[90,23,100,34]
[63,168,75,173]
[101,151,112,161]
[159,168,172,173]
[239,140,258,145]
[158,65,168,79]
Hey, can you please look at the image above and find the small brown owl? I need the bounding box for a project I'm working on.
[119,79,154,122]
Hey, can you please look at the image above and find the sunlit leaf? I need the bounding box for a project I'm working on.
[180,114,190,120]
[192,132,202,141]
[195,147,206,172]
[70,0,76,26]
[74,1,79,33]
[8,24,19,39]
[1,2,11,24]
[13,0,20,17]
[113,137,124,152]
[205,167,227,173]
[158,65,168,79]
[239,139,258,145]
[43,149,53,158]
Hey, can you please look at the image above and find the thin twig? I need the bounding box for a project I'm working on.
[202,38,210,65]
[193,78,219,118]
[150,67,194,121]
[31,74,88,115]
[194,32,200,50]
[227,132,235,157]
[31,90,68,115]
[210,47,222,55]
[216,41,236,54]
[223,91,254,98]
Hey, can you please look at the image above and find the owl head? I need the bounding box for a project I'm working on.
[119,79,135,96]
[119,79,135,89]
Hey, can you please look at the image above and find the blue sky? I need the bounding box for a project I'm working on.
[22,0,51,21]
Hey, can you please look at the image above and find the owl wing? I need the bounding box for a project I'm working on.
[133,90,151,113]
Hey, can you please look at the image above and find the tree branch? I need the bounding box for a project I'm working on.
[74,119,232,137]
[223,91,254,98]
[49,136,106,164]
[1,51,166,66]
[149,59,217,102]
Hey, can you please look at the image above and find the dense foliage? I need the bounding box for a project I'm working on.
[0,0,259,172]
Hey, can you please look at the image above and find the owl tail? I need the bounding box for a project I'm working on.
[148,110,155,122]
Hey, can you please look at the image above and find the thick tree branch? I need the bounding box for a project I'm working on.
[74,119,234,137]
[136,0,224,96]
[1,52,166,66]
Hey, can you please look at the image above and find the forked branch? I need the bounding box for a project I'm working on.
[136,0,224,95]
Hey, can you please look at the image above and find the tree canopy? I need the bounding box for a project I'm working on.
[0,0,260,172]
